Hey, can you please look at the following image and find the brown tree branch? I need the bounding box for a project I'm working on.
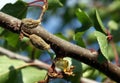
[0,12,120,82]
[0,46,99,83]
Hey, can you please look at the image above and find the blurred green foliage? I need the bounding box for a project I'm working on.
[0,56,47,83]
[0,0,120,82]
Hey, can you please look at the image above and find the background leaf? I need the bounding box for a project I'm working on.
[73,32,85,47]
[3,31,19,48]
[0,56,47,83]
[48,0,63,10]
[75,9,92,32]
[1,0,28,19]
[93,10,106,34]
[55,33,68,41]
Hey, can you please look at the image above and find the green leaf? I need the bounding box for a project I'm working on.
[75,9,92,32]
[94,31,108,60]
[108,20,118,30]
[97,54,108,64]
[59,0,66,6]
[93,10,106,33]
[73,32,85,47]
[63,57,82,83]
[48,0,63,10]
[0,56,47,83]
[1,0,28,19]
[3,31,19,47]
[55,33,68,41]
[0,27,4,35]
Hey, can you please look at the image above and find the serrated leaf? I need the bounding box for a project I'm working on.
[75,9,92,32]
[93,10,106,33]
[94,31,108,60]
[73,32,85,47]
[63,57,82,83]
[1,0,28,19]
[0,56,47,83]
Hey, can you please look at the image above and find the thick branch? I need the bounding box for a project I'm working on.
[0,12,120,82]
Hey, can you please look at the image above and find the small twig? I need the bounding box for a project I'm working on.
[0,47,99,83]
[0,46,51,70]
[110,40,119,66]
[38,0,48,22]
[106,29,119,65]
[27,0,48,22]
[28,0,44,5]
[81,77,99,83]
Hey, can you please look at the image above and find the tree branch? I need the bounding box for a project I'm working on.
[0,46,51,70]
[0,46,99,83]
[80,77,99,83]
[0,12,120,82]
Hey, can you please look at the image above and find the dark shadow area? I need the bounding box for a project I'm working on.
[6,66,24,83]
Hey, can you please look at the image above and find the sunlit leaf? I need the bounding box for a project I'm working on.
[1,0,28,19]
[0,56,47,83]
[94,31,108,60]
[75,9,92,32]
[93,10,106,33]
[108,20,118,30]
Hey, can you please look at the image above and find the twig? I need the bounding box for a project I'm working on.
[0,46,51,70]
[0,47,100,82]
[81,77,99,83]
[0,12,120,82]
[110,40,119,66]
